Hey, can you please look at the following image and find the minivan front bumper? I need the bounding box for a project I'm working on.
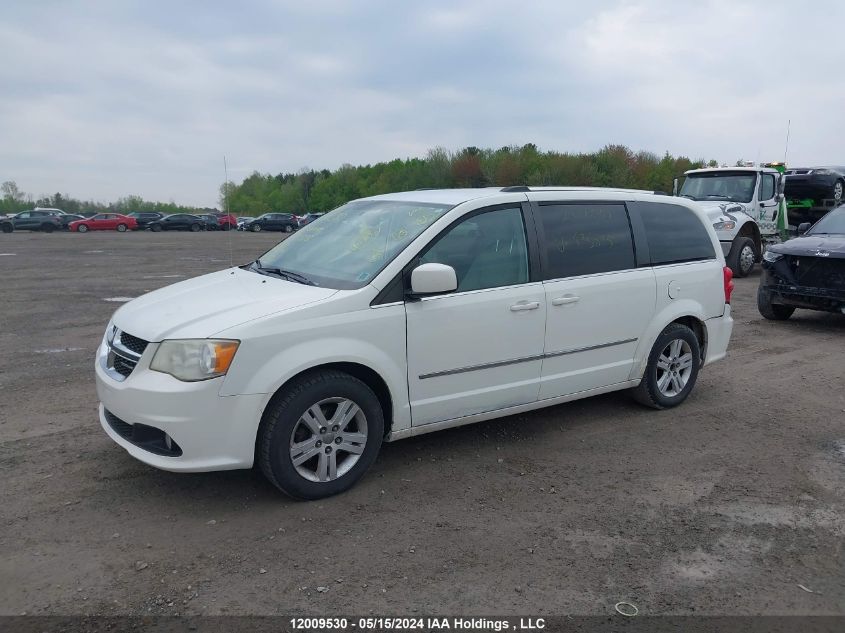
[95,339,266,472]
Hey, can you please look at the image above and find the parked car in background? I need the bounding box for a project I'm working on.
[298,213,325,226]
[244,212,299,233]
[147,214,206,232]
[784,166,845,206]
[196,214,222,231]
[0,210,63,233]
[214,213,237,230]
[127,212,164,229]
[69,213,138,233]
[59,214,86,228]
[236,216,253,231]
[95,187,734,499]
[758,205,845,320]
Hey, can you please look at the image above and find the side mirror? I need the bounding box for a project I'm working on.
[797,222,812,235]
[776,193,784,202]
[672,178,679,197]
[409,263,457,297]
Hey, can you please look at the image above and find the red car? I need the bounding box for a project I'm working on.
[215,213,237,230]
[69,213,138,233]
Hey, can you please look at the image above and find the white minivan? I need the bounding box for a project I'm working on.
[96,187,734,499]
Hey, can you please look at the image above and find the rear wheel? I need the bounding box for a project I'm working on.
[42,223,55,233]
[631,323,701,410]
[258,371,384,499]
[833,179,844,204]
[77,224,89,233]
[190,223,201,232]
[727,236,756,278]
[284,225,294,233]
[116,223,127,232]
[757,284,795,320]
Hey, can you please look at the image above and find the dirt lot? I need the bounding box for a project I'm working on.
[0,230,843,617]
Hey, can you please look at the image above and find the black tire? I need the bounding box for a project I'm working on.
[221,223,231,231]
[1,223,12,234]
[116,223,127,232]
[77,224,89,233]
[258,370,384,500]
[833,179,844,205]
[190,223,201,232]
[284,224,293,233]
[757,284,795,320]
[251,223,262,232]
[726,236,756,278]
[42,223,55,234]
[631,323,701,410]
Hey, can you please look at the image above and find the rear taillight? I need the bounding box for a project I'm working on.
[723,266,734,304]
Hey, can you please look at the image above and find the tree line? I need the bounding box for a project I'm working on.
[0,181,215,216]
[220,144,716,215]
[3,144,717,217]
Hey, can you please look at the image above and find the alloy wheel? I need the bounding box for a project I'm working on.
[739,245,755,275]
[656,339,694,397]
[289,397,368,482]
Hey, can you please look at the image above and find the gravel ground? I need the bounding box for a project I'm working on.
[0,230,843,616]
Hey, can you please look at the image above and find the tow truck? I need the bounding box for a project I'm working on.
[674,164,792,277]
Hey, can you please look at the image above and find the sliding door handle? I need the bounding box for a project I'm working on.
[552,295,580,306]
[510,301,540,312]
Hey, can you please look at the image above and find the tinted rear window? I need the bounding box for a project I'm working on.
[537,203,636,279]
[638,202,715,265]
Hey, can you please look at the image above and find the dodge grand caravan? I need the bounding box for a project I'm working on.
[96,187,734,499]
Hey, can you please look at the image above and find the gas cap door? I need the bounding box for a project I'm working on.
[668,280,682,299]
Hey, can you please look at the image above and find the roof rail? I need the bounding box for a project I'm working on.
[653,190,669,196]
[500,186,530,192]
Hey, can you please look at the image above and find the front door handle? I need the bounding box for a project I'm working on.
[510,301,540,312]
[552,295,580,306]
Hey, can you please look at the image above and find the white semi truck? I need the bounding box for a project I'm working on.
[675,166,788,277]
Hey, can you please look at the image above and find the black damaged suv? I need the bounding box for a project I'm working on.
[758,205,845,320]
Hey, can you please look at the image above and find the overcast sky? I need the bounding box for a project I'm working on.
[2,0,843,207]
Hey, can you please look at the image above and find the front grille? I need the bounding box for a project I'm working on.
[119,332,148,355]
[104,409,183,457]
[788,256,845,289]
[112,355,136,378]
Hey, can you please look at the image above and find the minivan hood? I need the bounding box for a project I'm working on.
[111,268,338,341]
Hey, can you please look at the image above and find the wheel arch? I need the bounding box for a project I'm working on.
[736,220,762,258]
[258,361,395,441]
[631,302,710,381]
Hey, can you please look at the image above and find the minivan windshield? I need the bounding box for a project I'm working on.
[807,207,845,235]
[680,172,757,203]
[254,199,451,289]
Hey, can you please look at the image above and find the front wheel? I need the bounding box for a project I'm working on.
[631,323,701,410]
[190,223,201,232]
[150,223,162,232]
[757,284,795,320]
[77,224,89,233]
[116,224,127,232]
[727,236,756,278]
[42,223,55,233]
[251,223,262,232]
[833,179,844,205]
[0,223,12,234]
[258,371,384,500]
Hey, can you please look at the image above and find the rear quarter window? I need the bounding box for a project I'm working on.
[536,203,636,279]
[637,202,716,265]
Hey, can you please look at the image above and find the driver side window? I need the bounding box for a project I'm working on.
[419,207,529,292]
[760,174,776,200]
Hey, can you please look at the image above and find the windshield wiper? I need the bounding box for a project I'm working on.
[703,194,731,200]
[249,260,316,285]
[679,194,696,200]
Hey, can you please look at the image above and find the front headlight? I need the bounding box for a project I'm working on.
[762,250,784,263]
[713,220,736,231]
[150,339,240,381]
